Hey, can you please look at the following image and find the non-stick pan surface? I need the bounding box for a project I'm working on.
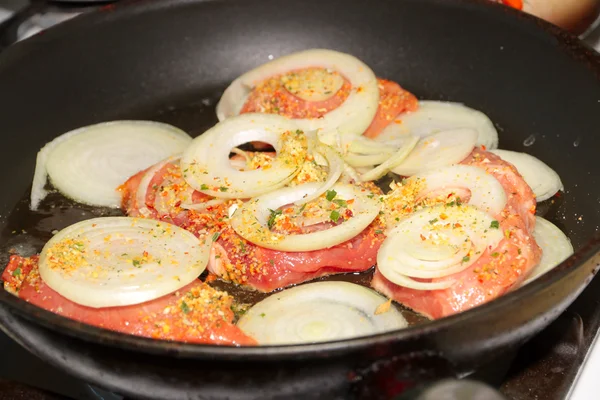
[0,0,599,387]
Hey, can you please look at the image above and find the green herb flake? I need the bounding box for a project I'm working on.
[375,230,383,235]
[333,199,347,207]
[260,313,266,318]
[200,184,209,190]
[212,232,221,242]
[219,186,229,192]
[330,210,341,223]
[491,252,500,258]
[490,220,500,229]
[12,267,21,277]
[269,259,274,266]
[72,242,85,251]
[180,301,191,314]
[462,256,470,263]
[239,240,247,254]
[429,218,439,225]
[267,209,283,229]
[326,189,337,201]
[132,259,141,267]
[367,194,375,199]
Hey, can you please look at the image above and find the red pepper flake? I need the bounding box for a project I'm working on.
[419,234,426,241]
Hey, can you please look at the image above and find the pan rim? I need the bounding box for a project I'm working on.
[0,0,599,360]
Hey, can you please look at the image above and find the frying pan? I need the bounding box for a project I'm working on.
[0,0,599,398]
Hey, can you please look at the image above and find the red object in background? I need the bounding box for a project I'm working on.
[502,0,524,10]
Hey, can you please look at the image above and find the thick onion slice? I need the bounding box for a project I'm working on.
[237,281,408,345]
[522,217,573,286]
[392,129,478,176]
[490,149,563,202]
[295,144,344,205]
[181,114,307,199]
[216,49,379,141]
[408,165,507,216]
[378,101,499,149]
[230,183,380,251]
[38,217,210,308]
[358,136,419,182]
[31,121,192,210]
[377,205,504,290]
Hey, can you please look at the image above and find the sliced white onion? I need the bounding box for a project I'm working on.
[237,281,408,345]
[341,162,362,183]
[392,129,478,176]
[409,165,507,216]
[347,136,407,155]
[216,49,379,141]
[378,101,499,149]
[230,147,252,163]
[359,136,419,182]
[230,183,380,252]
[521,217,573,286]
[135,155,181,216]
[31,129,82,211]
[181,114,307,199]
[343,152,395,168]
[377,204,504,290]
[294,144,343,205]
[38,217,210,308]
[180,199,227,212]
[32,121,192,209]
[343,136,409,168]
[490,149,563,202]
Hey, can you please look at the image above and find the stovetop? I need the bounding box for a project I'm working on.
[1,2,600,399]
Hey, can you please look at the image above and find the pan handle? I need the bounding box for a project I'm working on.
[0,1,46,52]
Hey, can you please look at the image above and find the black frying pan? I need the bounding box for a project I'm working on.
[0,0,599,398]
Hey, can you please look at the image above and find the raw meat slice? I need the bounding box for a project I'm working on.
[2,255,256,346]
[371,148,541,319]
